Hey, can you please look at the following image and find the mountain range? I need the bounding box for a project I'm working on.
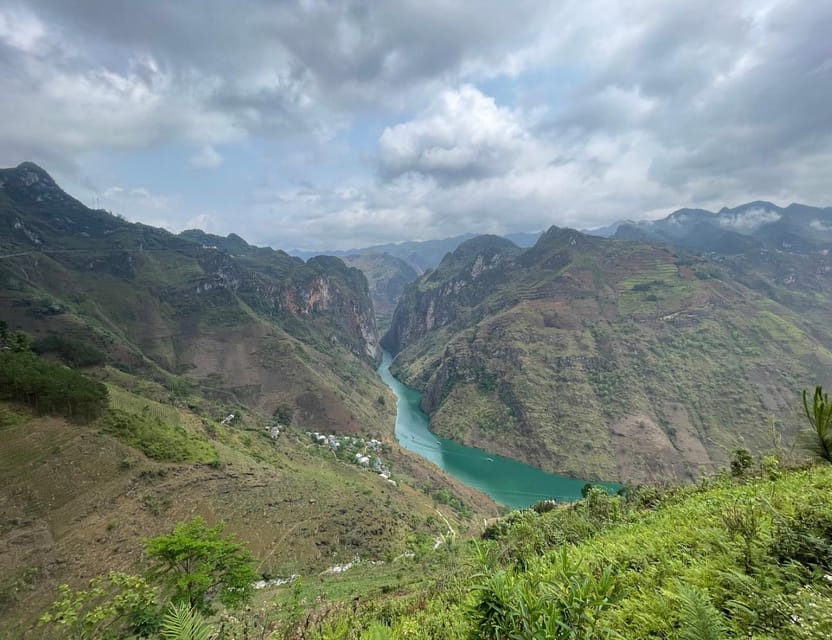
[382,225,832,482]
[0,162,495,634]
[4,160,832,634]
[614,201,832,254]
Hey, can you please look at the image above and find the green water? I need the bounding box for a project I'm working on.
[378,350,617,509]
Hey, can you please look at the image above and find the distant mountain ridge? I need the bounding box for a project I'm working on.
[290,231,543,273]
[615,201,832,254]
[341,252,419,333]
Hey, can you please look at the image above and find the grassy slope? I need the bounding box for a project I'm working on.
[0,379,496,637]
[288,463,832,639]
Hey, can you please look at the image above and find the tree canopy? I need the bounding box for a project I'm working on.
[144,517,258,614]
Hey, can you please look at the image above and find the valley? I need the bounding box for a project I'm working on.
[2,163,832,639]
[378,350,618,508]
[0,164,499,636]
[4,4,832,637]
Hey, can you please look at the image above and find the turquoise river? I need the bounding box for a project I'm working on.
[378,350,617,509]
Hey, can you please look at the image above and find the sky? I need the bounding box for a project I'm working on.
[1,1,831,251]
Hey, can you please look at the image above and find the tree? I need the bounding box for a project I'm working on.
[802,386,832,462]
[0,320,8,348]
[0,351,108,420]
[730,448,753,477]
[144,517,258,614]
[9,329,32,353]
[272,402,294,426]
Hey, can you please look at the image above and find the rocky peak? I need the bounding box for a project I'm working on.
[0,162,74,205]
[15,161,57,185]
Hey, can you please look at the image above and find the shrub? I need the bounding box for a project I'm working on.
[730,448,754,477]
[0,351,108,420]
[39,572,161,639]
[100,409,216,463]
[803,386,832,462]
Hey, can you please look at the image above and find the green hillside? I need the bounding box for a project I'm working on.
[294,460,832,639]
[384,228,832,482]
[0,353,496,637]
[0,162,386,435]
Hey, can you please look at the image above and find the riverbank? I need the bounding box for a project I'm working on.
[378,351,617,508]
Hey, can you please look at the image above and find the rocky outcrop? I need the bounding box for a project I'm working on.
[382,235,519,354]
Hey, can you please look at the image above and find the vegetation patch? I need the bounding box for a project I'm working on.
[0,351,108,421]
[100,408,217,464]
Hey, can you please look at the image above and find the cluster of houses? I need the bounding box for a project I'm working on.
[306,431,395,485]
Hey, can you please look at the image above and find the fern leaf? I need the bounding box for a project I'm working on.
[673,582,724,640]
[160,602,214,640]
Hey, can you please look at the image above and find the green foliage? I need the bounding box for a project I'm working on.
[301,466,832,639]
[671,582,725,640]
[803,386,832,462]
[770,500,832,570]
[431,488,472,517]
[144,517,258,614]
[730,448,754,477]
[482,491,622,567]
[38,572,161,639]
[159,602,215,640]
[771,583,832,639]
[272,402,294,425]
[34,334,107,367]
[0,351,108,420]
[761,454,781,480]
[10,329,33,353]
[631,279,664,292]
[722,498,764,573]
[100,408,216,463]
[361,621,395,640]
[469,549,620,639]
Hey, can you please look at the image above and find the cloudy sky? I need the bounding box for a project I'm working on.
[1,1,830,250]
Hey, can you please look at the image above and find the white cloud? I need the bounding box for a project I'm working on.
[100,185,174,228]
[378,85,545,183]
[717,208,781,232]
[0,6,46,53]
[189,145,223,169]
[184,212,216,232]
[2,0,832,250]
